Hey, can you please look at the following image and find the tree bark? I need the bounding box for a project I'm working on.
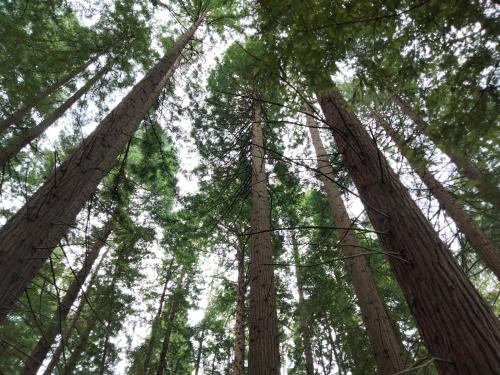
[316,87,500,375]
[156,272,185,375]
[248,102,281,375]
[391,94,500,210]
[374,112,500,279]
[290,233,315,375]
[0,58,94,134]
[0,64,110,170]
[143,260,175,374]
[41,246,110,375]
[307,111,405,374]
[232,240,246,375]
[0,16,204,323]
[21,221,113,375]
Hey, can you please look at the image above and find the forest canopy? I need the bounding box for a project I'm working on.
[0,0,499,374]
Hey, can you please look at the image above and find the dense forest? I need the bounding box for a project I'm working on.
[0,0,499,374]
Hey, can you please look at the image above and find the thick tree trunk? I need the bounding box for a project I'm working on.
[41,247,110,375]
[248,103,281,375]
[21,221,113,375]
[290,233,315,375]
[0,64,110,170]
[391,94,500,210]
[0,16,204,323]
[156,272,185,375]
[0,59,94,134]
[307,111,406,374]
[374,112,500,279]
[316,88,500,375]
[143,260,175,374]
[232,240,246,375]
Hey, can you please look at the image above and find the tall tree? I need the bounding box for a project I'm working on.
[0,12,205,322]
[232,239,246,375]
[316,86,500,374]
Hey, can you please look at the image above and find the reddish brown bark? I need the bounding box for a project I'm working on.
[143,260,175,374]
[0,64,110,170]
[307,112,405,374]
[316,88,500,375]
[232,240,246,375]
[374,112,500,280]
[21,221,113,375]
[291,234,315,375]
[0,59,94,134]
[0,16,204,323]
[248,103,280,375]
[392,94,500,210]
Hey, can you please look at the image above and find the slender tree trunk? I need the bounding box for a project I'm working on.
[62,317,95,375]
[316,87,500,375]
[0,58,94,134]
[156,272,185,375]
[374,112,500,279]
[143,260,175,374]
[0,64,110,170]
[290,233,315,375]
[41,247,110,375]
[325,323,343,375]
[307,111,405,374]
[21,221,113,375]
[232,240,246,375]
[194,330,205,375]
[391,94,500,210]
[248,102,280,375]
[0,16,204,323]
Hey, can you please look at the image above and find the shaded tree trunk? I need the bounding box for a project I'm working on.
[374,112,500,279]
[290,233,315,375]
[21,221,113,375]
[0,58,94,134]
[0,16,204,323]
[316,87,500,375]
[194,329,205,375]
[0,64,110,170]
[248,102,280,375]
[232,240,246,375]
[143,260,175,374]
[62,317,95,375]
[41,247,110,375]
[391,94,500,210]
[307,111,405,374]
[156,272,185,375]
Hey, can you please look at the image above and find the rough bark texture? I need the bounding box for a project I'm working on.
[156,273,185,375]
[0,64,110,170]
[291,234,315,375]
[143,260,175,374]
[316,88,500,375]
[392,94,500,210]
[248,103,280,375]
[21,221,113,375]
[0,17,203,323]
[307,112,405,374]
[0,59,94,134]
[41,247,110,375]
[374,112,500,280]
[232,240,246,375]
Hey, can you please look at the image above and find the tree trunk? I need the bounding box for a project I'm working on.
[290,233,315,375]
[232,240,246,375]
[391,94,500,210]
[248,102,280,375]
[194,330,205,375]
[307,111,405,374]
[41,247,110,375]
[0,16,204,323]
[0,64,110,170]
[374,112,500,280]
[61,317,95,375]
[143,260,175,374]
[0,58,94,134]
[156,272,185,375]
[316,88,500,375]
[21,221,113,375]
